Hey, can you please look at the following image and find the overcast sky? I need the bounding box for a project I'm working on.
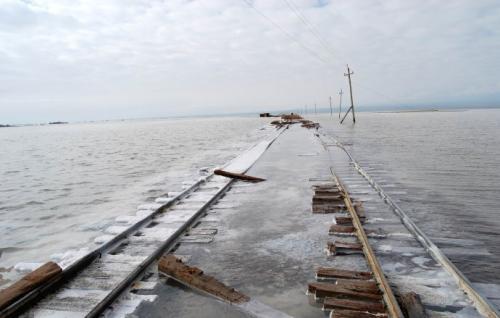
[0,0,499,123]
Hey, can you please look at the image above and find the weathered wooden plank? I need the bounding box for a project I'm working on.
[329,225,355,234]
[214,169,265,182]
[335,279,380,294]
[0,262,62,311]
[313,195,344,202]
[330,308,388,318]
[158,255,249,304]
[316,268,372,280]
[327,241,363,255]
[313,204,345,214]
[323,297,385,313]
[399,292,427,318]
[353,201,366,219]
[308,282,382,301]
[315,190,341,196]
[335,216,354,225]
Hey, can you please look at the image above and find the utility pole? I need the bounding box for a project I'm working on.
[314,103,317,115]
[340,65,356,124]
[338,89,343,119]
[329,96,333,117]
[305,105,308,115]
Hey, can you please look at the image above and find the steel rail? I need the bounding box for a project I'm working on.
[327,135,500,318]
[86,177,236,317]
[1,126,285,318]
[331,171,404,318]
[84,127,285,317]
[0,176,208,318]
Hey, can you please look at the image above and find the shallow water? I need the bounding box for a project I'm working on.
[0,116,271,285]
[316,108,500,284]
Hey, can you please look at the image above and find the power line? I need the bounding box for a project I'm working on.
[241,0,407,107]
[241,0,330,65]
[282,0,335,58]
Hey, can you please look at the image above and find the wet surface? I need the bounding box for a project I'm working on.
[138,127,333,317]
[0,117,271,287]
[316,110,500,285]
[136,124,484,317]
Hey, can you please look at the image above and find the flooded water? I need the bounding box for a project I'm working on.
[0,116,271,286]
[316,108,500,284]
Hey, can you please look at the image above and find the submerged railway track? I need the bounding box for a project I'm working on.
[0,127,282,318]
[1,120,499,318]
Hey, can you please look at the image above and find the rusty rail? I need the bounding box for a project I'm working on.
[331,170,404,318]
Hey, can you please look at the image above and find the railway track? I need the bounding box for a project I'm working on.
[2,121,499,318]
[313,131,500,318]
[0,128,282,318]
[308,176,404,318]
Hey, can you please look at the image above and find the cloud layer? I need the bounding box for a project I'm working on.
[0,0,499,122]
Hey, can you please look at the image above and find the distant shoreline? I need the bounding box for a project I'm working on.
[376,109,440,114]
[2,106,499,127]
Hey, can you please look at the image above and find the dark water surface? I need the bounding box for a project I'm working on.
[317,109,500,284]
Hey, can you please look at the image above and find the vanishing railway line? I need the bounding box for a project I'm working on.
[1,121,499,318]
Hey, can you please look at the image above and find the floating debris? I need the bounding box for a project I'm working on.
[214,169,266,182]
[0,262,61,311]
[158,255,249,304]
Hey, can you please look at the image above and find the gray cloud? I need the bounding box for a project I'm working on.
[0,0,499,123]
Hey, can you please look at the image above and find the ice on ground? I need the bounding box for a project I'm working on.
[51,247,90,269]
[94,235,115,244]
[105,225,129,235]
[104,293,157,318]
[136,209,155,218]
[155,197,173,204]
[365,217,385,223]
[137,203,163,211]
[223,130,282,173]
[115,215,142,224]
[14,262,44,273]
[237,299,293,318]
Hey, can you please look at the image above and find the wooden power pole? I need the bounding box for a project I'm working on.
[338,89,343,119]
[340,65,356,124]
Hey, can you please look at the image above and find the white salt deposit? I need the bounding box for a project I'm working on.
[154,197,172,204]
[14,262,43,273]
[94,235,115,244]
[105,226,129,235]
[52,247,91,269]
[115,215,142,224]
[137,203,163,211]
[237,298,293,318]
[135,209,155,218]
[104,294,157,318]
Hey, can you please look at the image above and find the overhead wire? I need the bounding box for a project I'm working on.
[241,0,405,107]
[241,0,330,65]
[282,0,336,60]
[282,0,407,105]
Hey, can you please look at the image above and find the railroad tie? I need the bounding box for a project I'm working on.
[311,184,346,214]
[309,179,403,318]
